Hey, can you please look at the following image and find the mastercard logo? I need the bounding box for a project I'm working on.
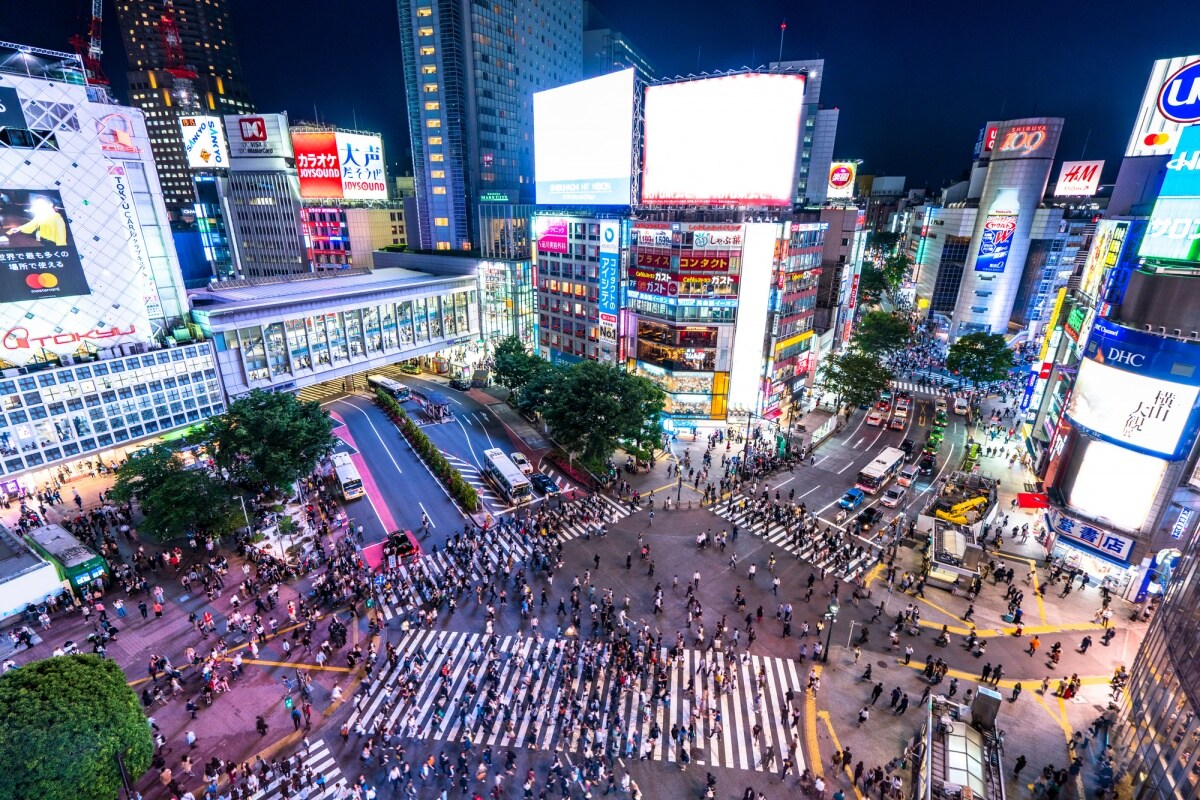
[25,273,59,289]
[1143,132,1172,146]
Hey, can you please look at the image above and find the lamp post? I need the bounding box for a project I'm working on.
[822,601,839,663]
[235,495,251,534]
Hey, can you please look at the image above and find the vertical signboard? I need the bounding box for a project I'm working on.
[598,221,619,347]
[974,188,1020,273]
[1126,55,1200,157]
[179,115,229,169]
[534,218,569,254]
[0,189,91,302]
[108,166,163,319]
[827,162,857,199]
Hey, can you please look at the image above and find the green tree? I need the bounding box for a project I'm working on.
[880,250,912,295]
[0,655,153,800]
[491,335,540,396]
[856,265,889,306]
[109,445,242,541]
[867,230,902,256]
[819,351,894,411]
[946,331,1015,388]
[615,372,667,461]
[202,389,334,493]
[513,358,563,417]
[852,311,912,356]
[543,361,664,470]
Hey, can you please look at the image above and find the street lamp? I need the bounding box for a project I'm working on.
[822,601,839,663]
[234,495,252,534]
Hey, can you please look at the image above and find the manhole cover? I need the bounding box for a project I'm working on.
[877,660,889,668]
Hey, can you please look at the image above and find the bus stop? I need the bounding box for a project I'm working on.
[419,391,452,422]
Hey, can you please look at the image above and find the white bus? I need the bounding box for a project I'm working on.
[332,451,365,500]
[855,446,906,494]
[481,447,532,505]
[367,374,412,402]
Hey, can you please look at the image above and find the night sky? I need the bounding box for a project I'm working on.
[17,0,1200,190]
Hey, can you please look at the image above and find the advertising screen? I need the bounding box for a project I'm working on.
[1126,55,1200,157]
[0,86,26,129]
[973,212,1018,273]
[1066,357,1200,459]
[1139,197,1200,263]
[179,115,228,169]
[1159,124,1200,197]
[292,131,387,199]
[1063,438,1166,533]
[1053,160,1104,196]
[534,69,635,205]
[1079,220,1129,301]
[641,73,805,206]
[827,162,857,199]
[225,113,293,160]
[0,189,90,303]
[534,217,569,254]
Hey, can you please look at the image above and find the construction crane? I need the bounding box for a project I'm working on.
[68,0,108,85]
[158,0,197,80]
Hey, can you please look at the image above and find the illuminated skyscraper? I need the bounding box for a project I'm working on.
[396,0,583,251]
[114,0,255,213]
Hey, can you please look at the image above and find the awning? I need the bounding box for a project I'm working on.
[1017,492,1049,509]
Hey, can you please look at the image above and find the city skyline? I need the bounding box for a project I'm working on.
[19,0,1199,189]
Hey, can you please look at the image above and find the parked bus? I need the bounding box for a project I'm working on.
[332,451,365,500]
[367,374,412,402]
[481,447,532,505]
[855,446,906,494]
[25,523,108,591]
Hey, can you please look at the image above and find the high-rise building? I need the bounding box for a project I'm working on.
[115,0,256,214]
[0,43,221,486]
[582,2,656,83]
[396,0,583,252]
[770,59,836,204]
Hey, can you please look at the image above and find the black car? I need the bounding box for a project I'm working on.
[854,507,885,532]
[529,472,560,496]
[448,377,471,391]
[917,453,937,476]
[899,438,916,461]
[385,529,420,561]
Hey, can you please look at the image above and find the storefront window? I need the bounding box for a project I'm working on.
[239,326,268,382]
[326,313,348,361]
[343,309,365,357]
[440,295,455,337]
[381,304,398,349]
[306,316,330,366]
[285,319,311,370]
[413,298,428,342]
[264,322,289,377]
[398,302,414,345]
[427,296,443,339]
[454,292,469,334]
[363,307,382,352]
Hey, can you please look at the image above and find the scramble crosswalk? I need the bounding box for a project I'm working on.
[373,494,633,624]
[246,737,347,800]
[708,495,881,585]
[344,627,808,774]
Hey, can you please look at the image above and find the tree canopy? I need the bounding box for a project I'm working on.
[855,266,889,307]
[0,656,153,800]
[542,360,665,470]
[852,311,913,356]
[491,335,540,396]
[201,389,334,493]
[109,445,242,541]
[946,331,1015,387]
[819,351,894,411]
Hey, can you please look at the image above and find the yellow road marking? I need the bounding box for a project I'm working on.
[233,657,352,673]
[914,617,1105,638]
[805,664,823,778]
[895,661,1111,689]
[817,709,866,799]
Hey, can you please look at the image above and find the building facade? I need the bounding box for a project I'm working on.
[115,0,255,214]
[396,0,583,251]
[300,207,408,269]
[220,170,307,279]
[770,59,837,204]
[190,267,479,397]
[582,2,656,83]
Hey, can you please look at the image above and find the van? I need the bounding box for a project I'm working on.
[953,396,970,415]
[897,464,920,487]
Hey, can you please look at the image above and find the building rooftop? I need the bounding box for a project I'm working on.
[0,524,54,583]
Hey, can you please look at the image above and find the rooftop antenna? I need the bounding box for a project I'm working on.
[1080,128,1092,159]
[696,44,701,72]
[778,21,786,64]
[353,109,359,132]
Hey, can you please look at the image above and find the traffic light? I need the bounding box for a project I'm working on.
[284,695,294,710]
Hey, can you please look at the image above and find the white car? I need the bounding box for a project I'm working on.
[866,411,885,427]
[881,485,907,508]
[510,451,534,475]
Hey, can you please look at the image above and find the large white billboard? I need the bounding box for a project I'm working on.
[641,73,805,207]
[1066,438,1166,533]
[224,113,293,161]
[179,115,229,169]
[1126,55,1200,157]
[534,69,635,205]
[1053,160,1104,197]
[1066,357,1200,458]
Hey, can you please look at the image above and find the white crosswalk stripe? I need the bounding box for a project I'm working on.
[247,738,347,800]
[707,496,882,584]
[345,628,806,774]
[372,501,633,623]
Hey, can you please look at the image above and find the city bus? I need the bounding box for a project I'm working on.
[481,447,532,505]
[331,451,365,500]
[26,524,108,591]
[367,374,412,402]
[855,446,907,494]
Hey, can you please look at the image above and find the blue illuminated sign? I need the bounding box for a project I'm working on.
[1160,125,1200,197]
[1158,60,1200,124]
[598,221,619,319]
[974,214,1017,273]
[1085,319,1200,385]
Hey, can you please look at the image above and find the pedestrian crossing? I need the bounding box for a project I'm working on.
[708,496,882,584]
[345,627,807,775]
[372,495,632,623]
[246,737,347,800]
[441,453,503,508]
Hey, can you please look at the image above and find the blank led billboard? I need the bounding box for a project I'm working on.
[641,73,806,207]
[534,69,635,205]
